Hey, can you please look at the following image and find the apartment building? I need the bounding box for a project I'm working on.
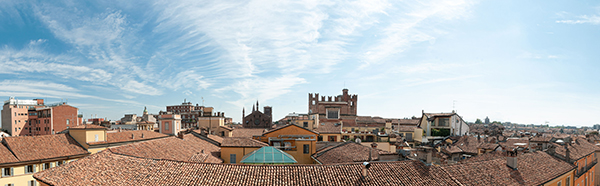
[1,97,45,136]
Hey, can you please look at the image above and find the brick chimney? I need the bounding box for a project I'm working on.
[371,143,378,149]
[131,134,135,139]
[177,132,184,139]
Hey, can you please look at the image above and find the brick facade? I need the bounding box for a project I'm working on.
[308,89,357,118]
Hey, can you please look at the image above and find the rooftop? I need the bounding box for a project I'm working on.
[312,142,381,164]
[108,134,222,163]
[441,151,576,185]
[221,137,268,147]
[231,128,267,138]
[2,133,89,162]
[34,150,461,186]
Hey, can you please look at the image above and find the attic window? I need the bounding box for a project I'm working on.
[326,109,339,119]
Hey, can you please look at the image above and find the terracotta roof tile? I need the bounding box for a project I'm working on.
[221,137,268,147]
[231,128,267,138]
[314,122,341,134]
[553,137,600,161]
[312,142,380,164]
[34,150,461,186]
[441,151,575,185]
[0,143,19,164]
[69,124,107,129]
[100,130,167,144]
[2,134,89,162]
[109,134,222,163]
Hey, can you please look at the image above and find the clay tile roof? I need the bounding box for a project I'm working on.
[441,151,576,185]
[397,125,417,132]
[221,137,268,147]
[109,134,222,163]
[2,133,89,162]
[442,146,463,154]
[459,151,505,164]
[104,130,168,144]
[207,134,223,144]
[553,138,600,161]
[312,142,380,164]
[397,119,419,125]
[69,124,106,129]
[220,126,233,131]
[34,150,461,186]
[0,143,19,164]
[231,128,266,138]
[264,124,318,135]
[314,122,341,134]
[137,121,155,124]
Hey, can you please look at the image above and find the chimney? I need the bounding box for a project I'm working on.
[506,150,518,170]
[361,162,371,179]
[118,127,122,132]
[177,132,184,139]
[141,133,145,138]
[371,143,378,149]
[131,134,135,139]
[565,145,570,163]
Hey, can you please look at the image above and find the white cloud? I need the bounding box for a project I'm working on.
[0,80,140,105]
[361,0,476,66]
[151,0,391,106]
[556,14,600,25]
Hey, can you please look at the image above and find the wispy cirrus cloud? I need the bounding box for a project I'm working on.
[150,0,391,105]
[0,80,141,105]
[361,0,476,67]
[556,14,600,25]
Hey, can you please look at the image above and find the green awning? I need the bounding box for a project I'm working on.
[240,146,297,164]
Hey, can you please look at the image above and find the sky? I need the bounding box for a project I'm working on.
[0,0,599,127]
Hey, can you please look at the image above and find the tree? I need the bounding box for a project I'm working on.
[475,119,483,124]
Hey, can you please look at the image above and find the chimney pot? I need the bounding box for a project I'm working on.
[131,134,134,139]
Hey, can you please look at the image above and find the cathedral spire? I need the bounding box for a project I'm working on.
[252,105,255,112]
[256,100,259,110]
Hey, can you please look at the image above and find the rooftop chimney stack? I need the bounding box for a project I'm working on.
[506,150,518,170]
[361,162,371,179]
[177,132,184,139]
[131,134,135,139]
[119,127,122,132]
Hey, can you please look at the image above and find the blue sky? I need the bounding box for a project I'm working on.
[1,0,599,126]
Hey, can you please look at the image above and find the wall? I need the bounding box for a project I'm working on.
[0,158,80,186]
[574,153,596,186]
[51,105,79,134]
[221,147,260,164]
[319,134,341,142]
[283,140,315,164]
[360,142,396,152]
[198,117,225,134]
[543,169,575,186]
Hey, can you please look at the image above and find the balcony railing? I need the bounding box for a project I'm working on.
[576,159,597,177]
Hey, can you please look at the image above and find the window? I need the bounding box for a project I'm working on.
[57,161,64,166]
[66,119,70,125]
[439,118,449,127]
[303,144,310,154]
[6,184,14,186]
[326,109,339,119]
[95,134,99,142]
[2,167,12,177]
[406,133,413,141]
[557,181,561,186]
[567,176,571,186]
[43,163,51,170]
[25,165,34,174]
[28,180,36,186]
[273,142,281,148]
[328,136,337,142]
[230,154,236,164]
[284,142,292,151]
[165,122,169,130]
[303,122,308,128]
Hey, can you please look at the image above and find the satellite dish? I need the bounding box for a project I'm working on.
[362,162,371,169]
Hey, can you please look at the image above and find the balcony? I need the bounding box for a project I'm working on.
[576,159,597,177]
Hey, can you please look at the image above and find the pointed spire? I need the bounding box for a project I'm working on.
[252,105,255,112]
[256,100,259,110]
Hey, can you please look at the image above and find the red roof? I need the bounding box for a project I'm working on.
[34,150,461,186]
[221,137,268,147]
[2,133,89,162]
[109,134,222,163]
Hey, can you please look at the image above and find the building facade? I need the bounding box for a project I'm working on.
[308,88,357,119]
[242,101,272,129]
[26,104,80,136]
[1,97,45,136]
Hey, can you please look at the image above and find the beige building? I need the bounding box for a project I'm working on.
[0,133,89,186]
